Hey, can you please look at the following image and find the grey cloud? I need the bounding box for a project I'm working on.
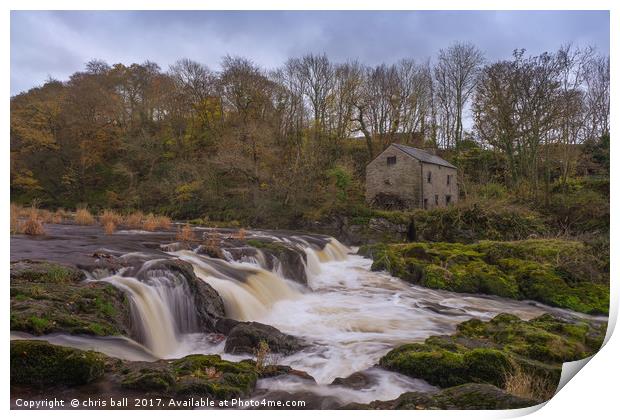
[10,10,609,95]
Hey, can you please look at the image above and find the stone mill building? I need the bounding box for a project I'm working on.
[365,143,458,210]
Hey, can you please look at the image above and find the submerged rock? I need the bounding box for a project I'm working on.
[343,383,537,410]
[224,321,304,355]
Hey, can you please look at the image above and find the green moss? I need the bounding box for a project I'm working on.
[170,354,258,399]
[121,367,175,391]
[463,349,513,387]
[11,261,85,284]
[381,313,604,391]
[366,239,609,314]
[11,261,131,337]
[11,340,105,387]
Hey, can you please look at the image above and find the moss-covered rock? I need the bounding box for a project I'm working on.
[11,340,106,387]
[343,383,538,410]
[380,313,605,396]
[380,344,511,388]
[364,239,609,314]
[121,365,176,391]
[11,341,271,402]
[10,260,131,336]
[171,354,258,398]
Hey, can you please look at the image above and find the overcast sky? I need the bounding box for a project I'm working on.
[10,10,610,96]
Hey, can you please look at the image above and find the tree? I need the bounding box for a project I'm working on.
[434,42,484,150]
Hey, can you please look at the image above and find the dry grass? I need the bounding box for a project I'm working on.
[103,220,117,235]
[234,228,247,240]
[253,340,281,372]
[124,211,144,229]
[143,213,172,231]
[75,208,96,225]
[22,208,46,236]
[51,210,63,224]
[99,209,123,227]
[154,215,172,230]
[176,223,195,241]
[10,203,23,234]
[504,367,557,403]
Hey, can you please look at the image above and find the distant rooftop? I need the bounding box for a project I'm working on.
[392,143,457,169]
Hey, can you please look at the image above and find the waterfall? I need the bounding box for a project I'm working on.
[301,238,350,285]
[91,236,348,357]
[172,250,301,321]
[101,275,181,357]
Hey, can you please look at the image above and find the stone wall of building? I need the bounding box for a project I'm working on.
[366,144,458,209]
[420,162,459,209]
[365,145,422,208]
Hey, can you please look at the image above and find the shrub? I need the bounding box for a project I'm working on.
[22,208,45,236]
[103,221,116,235]
[143,214,172,231]
[176,223,195,241]
[75,208,95,225]
[10,203,22,234]
[99,209,123,227]
[124,211,144,229]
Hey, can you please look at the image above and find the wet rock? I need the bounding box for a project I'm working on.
[244,239,308,285]
[10,259,85,283]
[160,242,192,252]
[10,259,132,337]
[342,383,537,410]
[214,318,240,334]
[331,371,375,390]
[11,340,106,387]
[224,321,304,355]
[259,365,316,382]
[250,389,343,410]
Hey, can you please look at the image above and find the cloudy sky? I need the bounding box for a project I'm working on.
[10,10,609,95]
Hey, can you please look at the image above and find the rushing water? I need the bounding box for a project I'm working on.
[11,233,606,404]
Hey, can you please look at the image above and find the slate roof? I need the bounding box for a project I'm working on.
[392,143,457,169]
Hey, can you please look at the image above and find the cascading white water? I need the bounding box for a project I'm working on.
[101,275,181,357]
[172,250,301,321]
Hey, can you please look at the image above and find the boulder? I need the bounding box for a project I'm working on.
[331,371,375,390]
[11,340,106,387]
[224,321,303,355]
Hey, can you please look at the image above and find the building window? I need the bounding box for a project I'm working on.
[427,171,432,183]
[435,195,439,206]
[387,156,396,165]
[446,195,452,205]
[423,198,428,209]
[447,175,451,185]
